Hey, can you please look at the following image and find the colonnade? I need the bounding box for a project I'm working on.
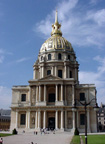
[33,65,78,80]
[15,110,64,130]
[15,109,91,131]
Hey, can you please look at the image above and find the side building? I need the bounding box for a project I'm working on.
[0,109,11,131]
[10,12,98,133]
[97,103,105,132]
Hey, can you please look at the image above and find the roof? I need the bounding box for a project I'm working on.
[0,109,11,116]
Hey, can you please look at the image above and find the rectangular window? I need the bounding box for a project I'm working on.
[80,114,85,125]
[69,71,72,78]
[48,93,55,102]
[21,94,26,102]
[80,93,85,101]
[47,70,51,75]
[58,70,62,78]
[20,114,26,125]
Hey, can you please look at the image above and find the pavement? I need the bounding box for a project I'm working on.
[2,131,73,144]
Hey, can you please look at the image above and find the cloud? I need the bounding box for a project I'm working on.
[34,0,105,48]
[0,48,13,64]
[79,56,105,105]
[0,86,12,109]
[16,57,31,63]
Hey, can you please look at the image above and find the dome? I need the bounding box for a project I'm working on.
[40,36,74,52]
[40,11,74,53]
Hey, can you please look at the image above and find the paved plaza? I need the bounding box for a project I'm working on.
[3,131,73,144]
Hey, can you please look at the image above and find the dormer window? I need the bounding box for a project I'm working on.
[48,54,51,60]
[58,53,62,60]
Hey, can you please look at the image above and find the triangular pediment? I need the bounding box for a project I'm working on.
[39,74,62,81]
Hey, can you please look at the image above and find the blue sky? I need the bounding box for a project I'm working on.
[0,0,105,109]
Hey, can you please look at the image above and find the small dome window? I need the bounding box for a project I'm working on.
[58,53,62,60]
[48,54,51,60]
[41,56,43,61]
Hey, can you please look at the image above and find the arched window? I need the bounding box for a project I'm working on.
[58,70,62,78]
[68,55,70,60]
[21,94,26,102]
[58,53,62,60]
[80,93,85,101]
[47,70,51,75]
[48,54,51,60]
[41,56,43,61]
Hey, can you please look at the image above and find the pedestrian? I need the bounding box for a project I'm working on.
[0,138,3,144]
[36,131,37,135]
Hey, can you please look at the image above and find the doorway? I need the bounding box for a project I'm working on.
[48,117,55,130]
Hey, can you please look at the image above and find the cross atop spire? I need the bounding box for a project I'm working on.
[55,10,58,23]
[51,11,62,36]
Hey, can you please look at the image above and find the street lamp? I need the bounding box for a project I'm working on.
[74,98,99,144]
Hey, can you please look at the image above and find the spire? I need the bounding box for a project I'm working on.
[55,10,58,23]
[51,11,62,36]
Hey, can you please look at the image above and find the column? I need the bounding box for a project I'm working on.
[61,110,64,129]
[72,85,75,106]
[26,111,28,128]
[56,84,58,101]
[64,64,67,78]
[42,66,44,78]
[15,110,18,128]
[36,86,38,102]
[87,109,90,131]
[38,110,41,129]
[55,66,57,76]
[55,110,58,129]
[33,68,36,79]
[72,111,75,129]
[35,111,38,129]
[44,85,46,102]
[39,85,41,102]
[65,110,67,129]
[68,66,70,78]
[65,85,67,105]
[75,68,77,80]
[61,84,63,101]
[52,66,54,75]
[40,66,42,78]
[43,111,46,129]
[29,87,31,106]
[77,110,79,128]
[28,111,30,129]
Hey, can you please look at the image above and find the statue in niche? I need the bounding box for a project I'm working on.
[31,87,36,105]
[31,115,35,124]
[67,87,72,101]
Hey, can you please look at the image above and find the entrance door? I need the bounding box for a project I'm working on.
[48,117,55,130]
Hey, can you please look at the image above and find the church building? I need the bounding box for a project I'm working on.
[10,11,98,133]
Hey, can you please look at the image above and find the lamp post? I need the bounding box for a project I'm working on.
[75,98,99,144]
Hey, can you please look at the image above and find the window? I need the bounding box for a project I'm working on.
[80,93,85,101]
[48,93,55,102]
[41,56,43,61]
[80,114,85,125]
[47,70,51,75]
[69,71,72,78]
[58,53,62,60]
[20,114,26,125]
[48,54,51,60]
[68,55,70,60]
[21,94,26,102]
[58,70,62,78]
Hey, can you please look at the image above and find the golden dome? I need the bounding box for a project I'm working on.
[40,11,74,53]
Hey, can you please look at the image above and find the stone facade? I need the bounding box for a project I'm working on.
[10,11,98,133]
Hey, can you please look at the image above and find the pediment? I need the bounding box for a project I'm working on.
[39,75,62,81]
